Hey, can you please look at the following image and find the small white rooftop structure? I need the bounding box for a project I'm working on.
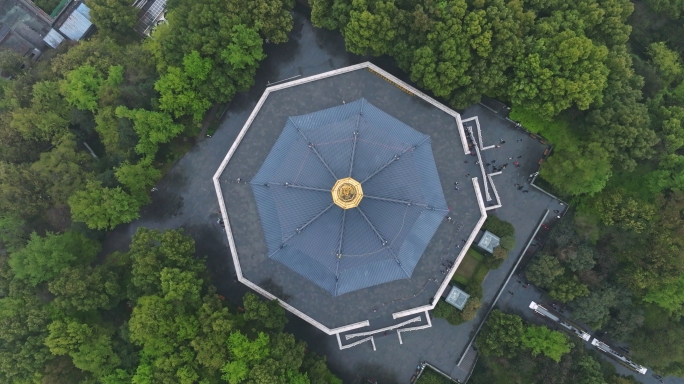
[445,286,470,310]
[476,230,500,254]
[58,3,91,41]
[43,28,64,48]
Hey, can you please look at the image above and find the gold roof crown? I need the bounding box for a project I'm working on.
[331,177,363,209]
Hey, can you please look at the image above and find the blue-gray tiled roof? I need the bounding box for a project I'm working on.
[251,99,448,296]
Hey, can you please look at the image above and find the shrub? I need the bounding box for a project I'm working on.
[483,255,504,270]
[482,215,515,238]
[461,297,482,321]
[466,279,484,298]
[493,247,509,261]
[433,300,465,325]
[499,235,516,251]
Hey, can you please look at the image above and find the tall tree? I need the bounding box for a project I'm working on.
[8,231,100,286]
[0,296,52,383]
[48,265,122,312]
[541,142,613,196]
[344,0,398,56]
[10,81,70,142]
[475,310,524,358]
[146,0,281,107]
[155,51,213,122]
[508,27,609,119]
[68,180,141,230]
[45,319,121,377]
[526,254,565,289]
[594,189,655,233]
[571,285,618,328]
[60,65,104,113]
[127,228,203,298]
[450,0,535,108]
[242,292,288,333]
[648,41,684,86]
[587,48,657,171]
[30,133,91,206]
[521,325,572,362]
[114,159,161,205]
[86,0,138,41]
[550,276,590,303]
[645,0,684,19]
[115,107,184,156]
[0,161,47,218]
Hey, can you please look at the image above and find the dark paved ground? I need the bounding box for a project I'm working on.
[98,7,680,384]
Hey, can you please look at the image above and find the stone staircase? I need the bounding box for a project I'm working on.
[451,345,478,382]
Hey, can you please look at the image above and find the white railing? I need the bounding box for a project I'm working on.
[337,333,376,351]
[467,127,491,201]
[345,316,421,340]
[397,311,432,344]
[462,116,494,151]
[486,172,502,210]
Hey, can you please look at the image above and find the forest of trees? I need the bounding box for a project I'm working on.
[0,227,341,383]
[470,310,639,383]
[0,0,348,382]
[308,0,684,378]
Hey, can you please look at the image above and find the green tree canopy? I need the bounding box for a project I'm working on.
[645,0,684,18]
[475,310,524,358]
[242,292,288,333]
[146,0,285,108]
[343,0,399,56]
[508,28,609,119]
[648,42,684,86]
[564,244,596,272]
[541,142,613,196]
[222,330,307,384]
[595,189,656,233]
[68,180,141,230]
[571,286,618,328]
[0,215,26,253]
[155,51,213,122]
[48,265,122,312]
[60,65,104,113]
[0,51,29,79]
[526,254,564,289]
[644,274,684,316]
[481,215,515,237]
[0,296,52,383]
[550,276,590,303]
[114,158,161,205]
[521,325,572,362]
[10,81,70,141]
[45,319,121,377]
[0,161,47,218]
[498,235,516,251]
[127,227,203,298]
[8,230,100,285]
[30,133,91,206]
[115,107,184,156]
[587,48,657,171]
[85,0,138,41]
